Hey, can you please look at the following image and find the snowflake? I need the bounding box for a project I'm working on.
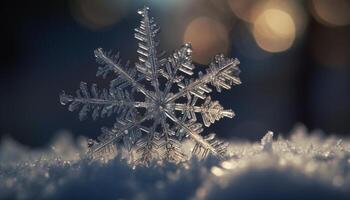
[59,7,241,166]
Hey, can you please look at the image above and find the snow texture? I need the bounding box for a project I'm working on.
[1,125,350,200]
[59,7,241,165]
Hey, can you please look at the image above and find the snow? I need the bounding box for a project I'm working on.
[1,125,349,200]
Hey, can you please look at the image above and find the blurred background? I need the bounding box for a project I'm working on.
[1,0,350,147]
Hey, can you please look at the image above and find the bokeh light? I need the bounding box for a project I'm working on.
[262,0,308,37]
[253,9,296,53]
[311,0,350,27]
[183,17,229,64]
[70,0,129,31]
[228,0,261,22]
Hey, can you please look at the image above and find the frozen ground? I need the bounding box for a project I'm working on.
[1,125,350,200]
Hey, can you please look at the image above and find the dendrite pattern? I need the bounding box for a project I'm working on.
[60,7,241,165]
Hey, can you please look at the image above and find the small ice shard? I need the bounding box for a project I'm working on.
[261,131,274,152]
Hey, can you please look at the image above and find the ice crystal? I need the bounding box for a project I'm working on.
[59,7,241,165]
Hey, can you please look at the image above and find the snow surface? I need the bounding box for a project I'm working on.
[1,125,350,200]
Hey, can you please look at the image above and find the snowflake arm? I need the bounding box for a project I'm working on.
[165,55,241,103]
[174,96,234,127]
[135,7,165,99]
[160,44,195,98]
[134,118,160,166]
[94,48,156,101]
[159,113,187,162]
[60,82,150,121]
[89,114,150,157]
[164,110,226,159]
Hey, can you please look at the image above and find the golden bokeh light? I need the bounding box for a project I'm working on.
[311,0,350,27]
[253,9,296,53]
[70,0,129,30]
[228,0,261,22]
[183,17,229,64]
[263,0,308,36]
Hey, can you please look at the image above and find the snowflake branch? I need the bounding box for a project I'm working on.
[94,48,156,101]
[174,96,234,127]
[60,82,151,120]
[164,110,224,159]
[135,7,163,99]
[159,113,186,162]
[165,55,241,103]
[160,43,195,98]
[134,118,160,165]
[89,114,150,156]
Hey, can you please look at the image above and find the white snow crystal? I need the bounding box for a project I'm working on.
[59,7,241,165]
[261,131,274,152]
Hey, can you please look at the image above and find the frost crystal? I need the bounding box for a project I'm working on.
[59,7,241,166]
[261,131,274,152]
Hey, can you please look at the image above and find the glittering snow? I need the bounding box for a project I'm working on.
[1,125,349,200]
